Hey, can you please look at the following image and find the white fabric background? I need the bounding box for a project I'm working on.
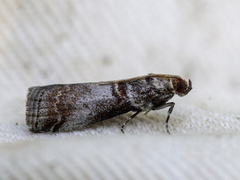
[1,0,240,179]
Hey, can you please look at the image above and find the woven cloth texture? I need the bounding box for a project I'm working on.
[1,0,240,179]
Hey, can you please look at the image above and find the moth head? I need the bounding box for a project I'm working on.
[173,78,192,97]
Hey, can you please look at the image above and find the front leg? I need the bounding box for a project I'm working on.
[152,102,175,134]
[144,93,175,133]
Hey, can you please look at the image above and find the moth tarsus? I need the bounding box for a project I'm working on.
[121,110,141,133]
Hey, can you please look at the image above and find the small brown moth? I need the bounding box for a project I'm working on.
[26,74,192,133]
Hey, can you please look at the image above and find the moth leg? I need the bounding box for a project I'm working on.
[153,102,175,134]
[144,109,151,115]
[142,99,159,115]
[121,110,141,133]
[165,103,175,134]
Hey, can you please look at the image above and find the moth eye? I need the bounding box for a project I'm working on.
[177,81,186,93]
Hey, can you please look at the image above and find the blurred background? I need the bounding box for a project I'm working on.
[1,0,240,179]
[1,0,240,119]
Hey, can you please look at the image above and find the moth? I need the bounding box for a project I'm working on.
[26,74,192,133]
